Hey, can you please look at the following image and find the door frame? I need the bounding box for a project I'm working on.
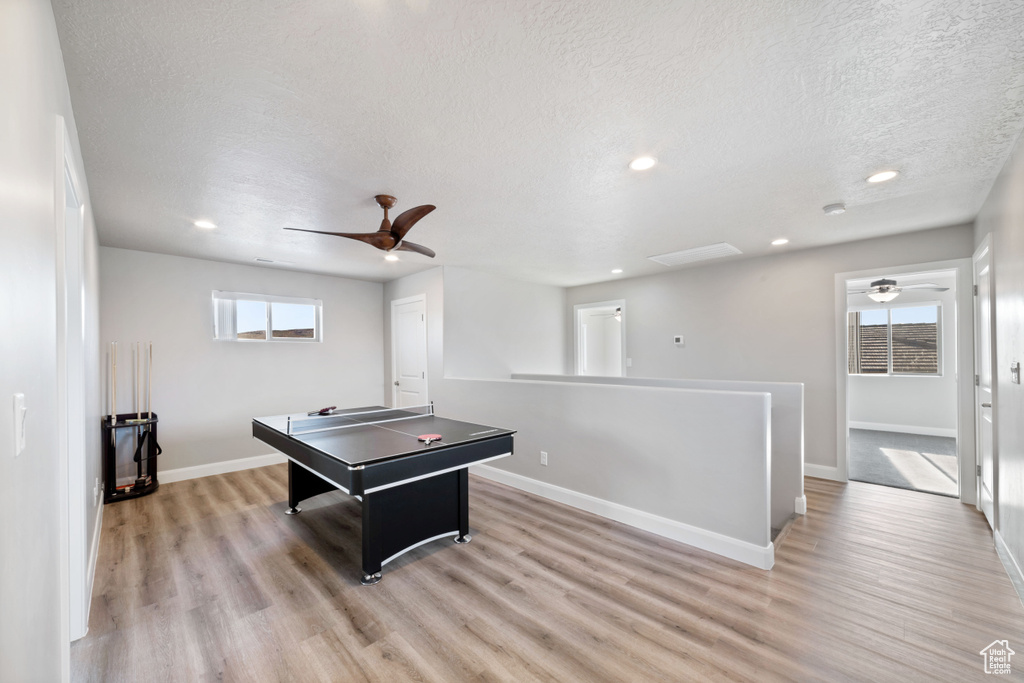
[833,258,976,500]
[390,293,428,407]
[55,116,89,679]
[973,234,997,525]
[573,299,626,376]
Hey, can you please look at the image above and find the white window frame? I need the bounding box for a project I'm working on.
[847,300,942,376]
[212,291,323,343]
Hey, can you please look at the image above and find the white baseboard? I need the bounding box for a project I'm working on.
[160,453,287,484]
[804,463,844,481]
[848,421,957,439]
[995,530,1024,609]
[471,465,774,570]
[795,495,807,515]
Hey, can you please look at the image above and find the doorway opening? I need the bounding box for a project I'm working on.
[574,300,626,377]
[844,268,960,497]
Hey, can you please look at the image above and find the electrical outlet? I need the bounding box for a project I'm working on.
[540,451,548,466]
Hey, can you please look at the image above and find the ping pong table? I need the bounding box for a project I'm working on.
[252,404,515,584]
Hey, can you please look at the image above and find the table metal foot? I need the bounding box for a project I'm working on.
[454,534,472,544]
[285,506,302,515]
[361,572,382,586]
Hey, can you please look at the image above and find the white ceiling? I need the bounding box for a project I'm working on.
[52,1,1024,287]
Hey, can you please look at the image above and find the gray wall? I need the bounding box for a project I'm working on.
[976,129,1024,588]
[566,225,975,469]
[100,248,384,471]
[444,267,566,378]
[0,0,102,678]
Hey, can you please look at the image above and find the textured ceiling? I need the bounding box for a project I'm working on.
[52,0,1024,286]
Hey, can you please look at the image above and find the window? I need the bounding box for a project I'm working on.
[848,304,940,375]
[213,291,321,342]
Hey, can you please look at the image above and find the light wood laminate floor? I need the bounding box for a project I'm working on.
[72,467,1024,681]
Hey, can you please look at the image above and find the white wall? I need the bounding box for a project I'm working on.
[565,225,976,469]
[514,373,803,531]
[443,267,566,379]
[0,1,102,679]
[847,273,959,435]
[444,378,772,566]
[976,128,1024,593]
[101,248,384,471]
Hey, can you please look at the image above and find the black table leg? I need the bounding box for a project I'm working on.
[286,460,339,515]
[358,470,466,585]
[361,495,383,585]
[455,467,471,544]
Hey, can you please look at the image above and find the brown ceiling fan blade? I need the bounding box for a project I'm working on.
[284,227,394,250]
[390,205,436,241]
[395,240,436,258]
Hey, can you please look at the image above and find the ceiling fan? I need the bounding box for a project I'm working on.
[284,194,437,258]
[591,307,623,321]
[848,278,949,303]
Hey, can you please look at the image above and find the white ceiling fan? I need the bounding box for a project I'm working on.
[848,278,949,303]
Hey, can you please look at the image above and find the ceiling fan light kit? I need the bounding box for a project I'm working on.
[284,194,437,258]
[850,277,950,303]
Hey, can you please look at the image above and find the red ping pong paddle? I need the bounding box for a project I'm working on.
[418,434,442,444]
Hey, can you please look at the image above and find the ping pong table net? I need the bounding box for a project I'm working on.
[285,403,434,436]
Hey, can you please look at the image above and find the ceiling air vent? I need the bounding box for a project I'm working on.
[647,242,742,267]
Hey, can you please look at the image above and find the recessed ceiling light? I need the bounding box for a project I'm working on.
[611,268,623,274]
[254,257,275,264]
[771,238,789,246]
[866,170,899,183]
[629,156,657,171]
[823,203,846,215]
[194,219,217,229]
[384,254,399,262]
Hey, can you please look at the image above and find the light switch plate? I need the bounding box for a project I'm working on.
[13,394,27,456]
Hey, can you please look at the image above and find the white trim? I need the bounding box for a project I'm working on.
[382,531,459,567]
[471,465,774,570]
[973,234,995,519]
[848,421,958,438]
[160,453,287,483]
[804,463,842,481]
[995,530,1024,608]
[364,452,511,493]
[795,496,807,515]
[390,293,428,407]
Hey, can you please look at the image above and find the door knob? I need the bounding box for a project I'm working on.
[394,381,400,386]
[982,402,992,408]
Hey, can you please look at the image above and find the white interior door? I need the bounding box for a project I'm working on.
[392,295,427,407]
[56,123,89,644]
[974,238,996,529]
